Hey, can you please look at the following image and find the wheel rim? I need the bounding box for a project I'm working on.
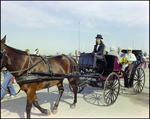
[103,73,120,105]
[133,67,145,94]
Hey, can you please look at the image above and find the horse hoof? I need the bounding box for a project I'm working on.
[70,104,76,109]
[47,109,51,115]
[52,109,57,114]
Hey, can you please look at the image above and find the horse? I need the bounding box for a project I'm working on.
[1,35,78,118]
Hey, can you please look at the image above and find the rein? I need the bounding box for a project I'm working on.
[12,56,44,78]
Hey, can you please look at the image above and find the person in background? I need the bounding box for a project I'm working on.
[1,67,16,100]
[117,46,125,59]
[143,52,149,61]
[142,52,149,69]
[56,51,60,55]
[25,49,30,54]
[34,49,41,56]
[92,34,105,68]
[75,50,78,63]
[68,53,73,58]
[78,51,81,56]
[108,46,120,61]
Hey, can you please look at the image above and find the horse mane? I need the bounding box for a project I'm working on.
[5,44,28,55]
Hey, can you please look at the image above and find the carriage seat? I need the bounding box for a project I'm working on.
[97,55,122,74]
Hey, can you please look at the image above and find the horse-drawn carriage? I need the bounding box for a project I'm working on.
[1,36,146,118]
[69,51,146,105]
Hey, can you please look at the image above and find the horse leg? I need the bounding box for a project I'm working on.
[53,82,64,114]
[25,89,38,118]
[32,93,51,115]
[26,99,32,118]
[26,90,35,119]
[69,78,77,109]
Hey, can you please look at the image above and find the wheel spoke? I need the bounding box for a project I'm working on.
[139,81,144,87]
[133,81,138,86]
[106,93,111,103]
[105,89,111,97]
[112,92,116,103]
[134,82,138,90]
[114,91,118,98]
[139,82,144,90]
[139,74,144,80]
[113,81,119,87]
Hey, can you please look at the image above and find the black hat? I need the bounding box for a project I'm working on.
[95,34,103,39]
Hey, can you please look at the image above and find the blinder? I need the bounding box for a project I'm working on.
[1,45,8,69]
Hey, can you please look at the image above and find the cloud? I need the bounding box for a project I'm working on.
[1,1,149,29]
[1,1,73,28]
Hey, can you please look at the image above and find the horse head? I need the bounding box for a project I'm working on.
[1,35,8,70]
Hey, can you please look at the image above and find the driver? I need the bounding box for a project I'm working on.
[92,34,105,68]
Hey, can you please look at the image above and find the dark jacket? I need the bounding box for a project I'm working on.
[93,43,105,55]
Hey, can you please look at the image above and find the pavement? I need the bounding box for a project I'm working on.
[1,68,149,118]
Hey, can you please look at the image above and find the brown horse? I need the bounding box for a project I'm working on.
[1,35,78,118]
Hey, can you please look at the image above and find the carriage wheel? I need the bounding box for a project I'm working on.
[69,83,84,93]
[103,72,120,105]
[133,67,145,94]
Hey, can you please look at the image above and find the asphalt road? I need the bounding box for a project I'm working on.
[1,68,149,118]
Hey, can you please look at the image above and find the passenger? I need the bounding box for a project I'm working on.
[117,46,125,59]
[121,47,137,71]
[92,34,105,68]
[25,49,30,54]
[108,46,120,59]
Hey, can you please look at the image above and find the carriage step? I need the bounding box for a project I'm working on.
[77,79,90,88]
[89,81,104,88]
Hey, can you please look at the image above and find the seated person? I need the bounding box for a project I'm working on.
[1,67,16,100]
[107,46,120,62]
[92,34,105,68]
[117,46,125,59]
[121,47,137,71]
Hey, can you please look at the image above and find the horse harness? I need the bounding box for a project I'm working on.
[1,45,54,92]
[16,55,54,92]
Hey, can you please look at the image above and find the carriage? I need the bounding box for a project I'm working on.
[69,51,146,105]
[0,36,146,118]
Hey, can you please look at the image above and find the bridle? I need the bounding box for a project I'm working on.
[1,44,8,69]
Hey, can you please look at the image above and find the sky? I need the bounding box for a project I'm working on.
[1,1,149,56]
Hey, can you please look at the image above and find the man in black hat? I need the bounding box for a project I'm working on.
[92,34,105,68]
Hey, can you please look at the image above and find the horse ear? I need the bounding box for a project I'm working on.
[1,35,6,46]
